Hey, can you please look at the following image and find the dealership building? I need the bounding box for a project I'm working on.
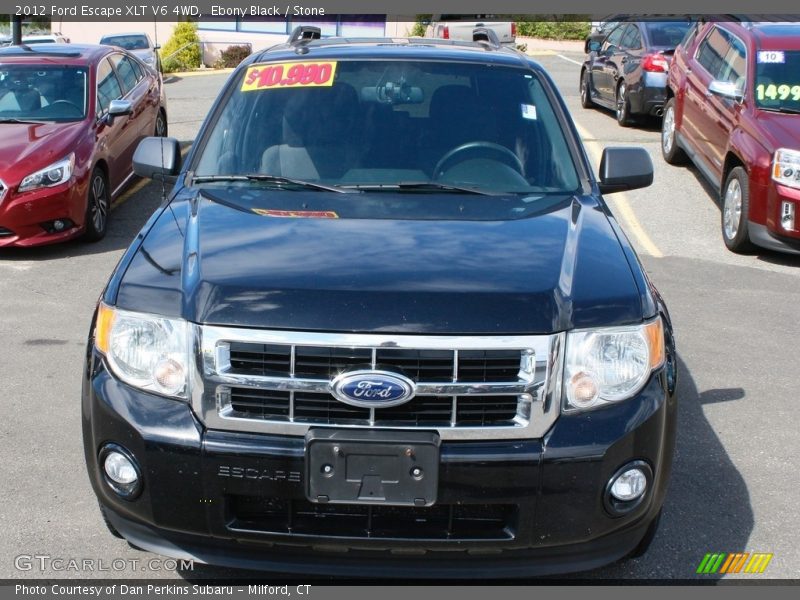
[55,17,415,65]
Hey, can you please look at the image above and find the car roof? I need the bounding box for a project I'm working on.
[0,43,112,63]
[248,37,535,70]
[713,20,800,50]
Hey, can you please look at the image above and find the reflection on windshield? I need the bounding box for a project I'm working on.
[755,50,800,112]
[0,66,88,121]
[194,60,580,194]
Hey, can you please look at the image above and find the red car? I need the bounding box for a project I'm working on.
[0,44,167,247]
[662,21,800,254]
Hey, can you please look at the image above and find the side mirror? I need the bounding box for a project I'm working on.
[588,40,602,53]
[598,147,653,194]
[708,80,743,102]
[105,99,132,124]
[133,137,181,179]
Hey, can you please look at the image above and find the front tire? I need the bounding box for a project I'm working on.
[616,81,634,127]
[721,167,755,253]
[81,167,109,242]
[580,70,594,108]
[154,109,167,137]
[661,98,687,165]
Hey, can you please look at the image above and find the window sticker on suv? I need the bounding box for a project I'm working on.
[757,51,785,64]
[241,61,338,92]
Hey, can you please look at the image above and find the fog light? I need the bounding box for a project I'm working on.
[610,467,647,501]
[99,444,142,499]
[605,460,652,515]
[104,452,138,485]
[781,201,795,231]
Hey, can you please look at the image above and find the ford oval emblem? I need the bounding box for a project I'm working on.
[330,369,416,408]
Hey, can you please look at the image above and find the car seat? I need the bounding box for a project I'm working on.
[260,83,363,180]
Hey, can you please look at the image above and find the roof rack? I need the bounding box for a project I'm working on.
[472,27,501,48]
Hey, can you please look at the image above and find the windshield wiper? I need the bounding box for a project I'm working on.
[0,118,49,124]
[761,106,800,115]
[191,174,354,194]
[343,182,499,196]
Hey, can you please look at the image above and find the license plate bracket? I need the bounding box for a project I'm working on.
[305,429,440,507]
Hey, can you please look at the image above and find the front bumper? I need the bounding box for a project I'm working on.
[83,351,677,577]
[0,178,87,247]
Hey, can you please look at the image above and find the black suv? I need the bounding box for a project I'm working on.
[83,28,677,577]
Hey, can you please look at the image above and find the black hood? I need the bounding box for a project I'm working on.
[114,191,647,334]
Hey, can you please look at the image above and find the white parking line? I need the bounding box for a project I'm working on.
[557,54,584,67]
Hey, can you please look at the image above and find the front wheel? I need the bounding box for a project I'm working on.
[580,70,594,108]
[154,109,167,137]
[721,167,755,254]
[616,81,634,127]
[81,168,109,242]
[661,98,687,165]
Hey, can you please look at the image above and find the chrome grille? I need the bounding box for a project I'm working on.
[194,326,564,441]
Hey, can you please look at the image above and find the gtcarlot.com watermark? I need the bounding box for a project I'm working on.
[14,554,193,573]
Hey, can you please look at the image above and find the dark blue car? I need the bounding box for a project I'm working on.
[581,20,693,126]
[82,27,677,577]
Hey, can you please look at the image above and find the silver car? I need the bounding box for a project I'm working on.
[99,32,161,72]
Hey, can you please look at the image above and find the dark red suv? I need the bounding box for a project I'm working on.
[662,21,800,253]
[0,44,167,247]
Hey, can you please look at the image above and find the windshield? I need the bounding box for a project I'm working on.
[194,60,580,195]
[644,21,692,48]
[755,50,800,112]
[100,35,150,51]
[0,65,88,121]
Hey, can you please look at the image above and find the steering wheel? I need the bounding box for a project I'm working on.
[434,141,524,179]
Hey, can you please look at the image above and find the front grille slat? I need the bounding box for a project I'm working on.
[229,496,517,540]
[216,339,539,431]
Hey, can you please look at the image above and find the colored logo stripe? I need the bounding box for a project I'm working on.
[697,552,773,574]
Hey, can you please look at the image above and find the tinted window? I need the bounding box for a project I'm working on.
[194,60,580,194]
[110,55,139,94]
[696,27,732,79]
[619,25,642,50]
[97,58,122,113]
[755,50,800,111]
[644,22,692,49]
[100,34,150,50]
[603,25,626,51]
[0,65,88,120]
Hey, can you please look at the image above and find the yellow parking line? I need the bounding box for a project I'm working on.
[573,121,664,258]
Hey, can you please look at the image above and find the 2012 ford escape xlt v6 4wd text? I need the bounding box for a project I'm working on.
[83,28,678,577]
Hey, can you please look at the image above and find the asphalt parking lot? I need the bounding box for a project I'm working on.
[1,51,799,581]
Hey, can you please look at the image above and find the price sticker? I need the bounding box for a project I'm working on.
[241,62,338,92]
[757,51,785,64]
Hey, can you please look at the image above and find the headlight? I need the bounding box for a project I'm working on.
[563,317,665,412]
[773,148,800,190]
[18,154,75,192]
[94,304,190,399]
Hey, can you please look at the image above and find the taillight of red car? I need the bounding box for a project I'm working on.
[642,53,670,72]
